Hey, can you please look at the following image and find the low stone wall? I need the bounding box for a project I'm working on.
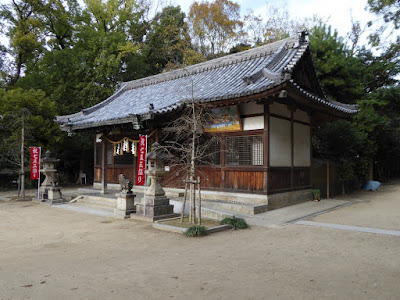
[267,189,313,210]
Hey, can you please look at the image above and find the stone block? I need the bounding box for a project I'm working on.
[114,193,136,219]
[116,193,136,211]
[135,203,174,218]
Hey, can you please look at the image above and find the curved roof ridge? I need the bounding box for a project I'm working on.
[289,80,358,113]
[123,35,301,91]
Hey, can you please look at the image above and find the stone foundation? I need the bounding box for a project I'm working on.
[267,189,313,210]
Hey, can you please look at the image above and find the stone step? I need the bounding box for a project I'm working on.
[74,195,117,209]
[69,202,115,213]
[171,198,268,217]
[55,203,115,217]
[201,199,268,215]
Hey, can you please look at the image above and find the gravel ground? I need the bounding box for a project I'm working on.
[0,181,399,299]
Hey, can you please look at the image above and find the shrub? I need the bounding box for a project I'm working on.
[312,189,320,200]
[184,225,208,237]
[220,217,249,230]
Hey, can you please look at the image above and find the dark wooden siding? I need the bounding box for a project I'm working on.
[94,166,135,184]
[224,169,264,191]
[268,168,291,192]
[293,167,310,187]
[163,166,264,193]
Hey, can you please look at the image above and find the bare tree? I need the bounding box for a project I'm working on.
[161,100,220,224]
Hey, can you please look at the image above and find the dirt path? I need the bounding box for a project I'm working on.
[308,180,400,231]
[0,182,400,299]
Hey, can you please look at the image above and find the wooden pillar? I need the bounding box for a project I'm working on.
[326,160,330,199]
[101,138,108,194]
[263,103,269,192]
[220,136,225,189]
[309,113,313,188]
[290,110,294,188]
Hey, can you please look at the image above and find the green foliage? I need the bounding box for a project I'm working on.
[309,24,365,103]
[312,189,320,200]
[184,225,208,237]
[312,119,367,182]
[309,23,399,103]
[144,6,194,73]
[188,0,244,58]
[0,88,61,173]
[220,217,249,230]
[0,0,44,86]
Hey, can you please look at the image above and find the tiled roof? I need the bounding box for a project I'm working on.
[56,32,357,131]
[288,80,358,114]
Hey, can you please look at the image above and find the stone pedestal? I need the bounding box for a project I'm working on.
[45,187,63,205]
[114,192,136,219]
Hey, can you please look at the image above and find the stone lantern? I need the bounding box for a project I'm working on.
[39,150,63,204]
[135,142,175,221]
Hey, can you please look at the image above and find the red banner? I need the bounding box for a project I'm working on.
[30,147,40,180]
[135,135,147,186]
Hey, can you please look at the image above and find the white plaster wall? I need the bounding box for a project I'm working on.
[293,109,310,123]
[269,102,291,118]
[243,116,264,130]
[293,123,311,166]
[269,117,291,166]
[239,102,264,115]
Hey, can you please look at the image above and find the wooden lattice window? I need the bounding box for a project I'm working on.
[226,135,263,166]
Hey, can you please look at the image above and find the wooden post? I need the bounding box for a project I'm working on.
[191,176,196,224]
[181,178,188,223]
[101,139,108,194]
[198,176,202,225]
[326,160,330,199]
